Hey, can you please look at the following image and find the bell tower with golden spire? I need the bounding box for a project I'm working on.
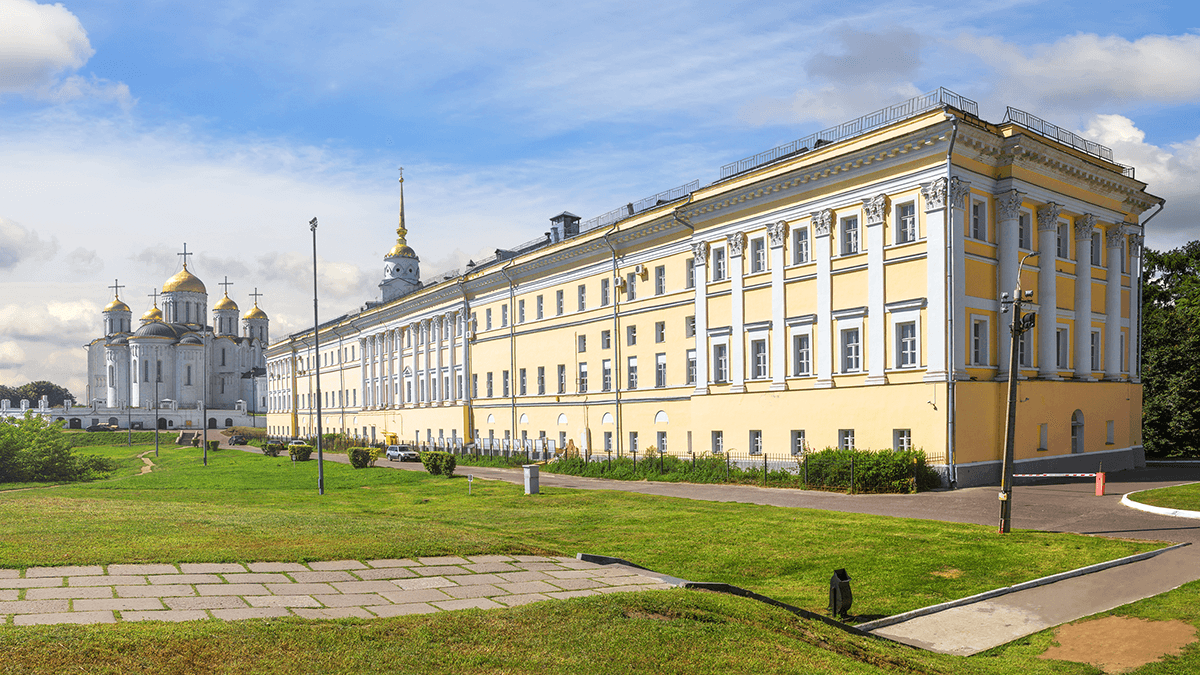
[380,168,422,302]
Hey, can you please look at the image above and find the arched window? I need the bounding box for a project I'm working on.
[1071,410,1085,454]
[225,418,233,427]
[557,413,568,425]
[601,412,614,425]
[654,410,669,424]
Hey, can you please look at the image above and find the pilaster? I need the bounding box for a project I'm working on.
[921,179,948,382]
[691,241,710,395]
[728,232,746,393]
[864,194,887,385]
[767,220,788,390]
[1073,214,1096,380]
[1104,226,1124,380]
[812,209,834,389]
[996,189,1024,380]
[949,177,970,379]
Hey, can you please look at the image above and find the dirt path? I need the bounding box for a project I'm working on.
[136,450,155,475]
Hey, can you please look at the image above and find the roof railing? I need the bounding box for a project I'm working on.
[1002,106,1134,178]
[719,87,980,180]
[580,180,700,232]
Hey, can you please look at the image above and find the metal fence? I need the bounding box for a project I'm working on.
[580,180,700,232]
[1002,107,1135,178]
[720,88,980,180]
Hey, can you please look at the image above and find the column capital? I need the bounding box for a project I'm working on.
[863,193,888,226]
[1105,225,1127,250]
[996,189,1025,221]
[1037,202,1062,231]
[1074,214,1097,241]
[948,177,970,210]
[727,232,746,257]
[690,240,709,261]
[767,220,789,248]
[920,178,947,212]
[810,209,833,237]
[1130,234,1145,256]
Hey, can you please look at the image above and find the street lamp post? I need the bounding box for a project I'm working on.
[311,217,324,496]
[999,250,1040,534]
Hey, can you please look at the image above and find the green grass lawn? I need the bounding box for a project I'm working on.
[0,443,1188,674]
[1129,482,1200,512]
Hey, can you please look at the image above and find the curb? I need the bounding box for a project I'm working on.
[856,542,1192,632]
[1121,482,1200,519]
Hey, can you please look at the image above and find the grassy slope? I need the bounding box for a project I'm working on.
[1130,482,1200,512]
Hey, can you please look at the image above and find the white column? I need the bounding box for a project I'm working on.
[434,316,445,403]
[949,178,970,379]
[1074,214,1096,380]
[1104,226,1124,380]
[376,333,384,407]
[767,220,788,391]
[423,319,433,405]
[921,180,948,382]
[459,313,469,402]
[358,338,367,408]
[813,209,834,389]
[996,189,1024,380]
[728,232,746,393]
[448,312,458,404]
[864,194,887,385]
[1130,233,1144,382]
[691,241,710,395]
[1037,203,1062,379]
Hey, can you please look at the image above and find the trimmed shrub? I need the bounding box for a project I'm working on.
[262,443,282,457]
[420,451,456,476]
[348,447,373,469]
[289,444,313,461]
[206,440,219,452]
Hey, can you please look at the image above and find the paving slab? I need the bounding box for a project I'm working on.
[313,593,391,607]
[379,589,454,604]
[148,574,221,585]
[353,567,417,580]
[0,578,64,589]
[392,576,457,590]
[71,575,144,586]
[123,610,209,622]
[594,583,672,594]
[0,599,69,614]
[496,571,553,583]
[416,556,470,566]
[290,571,355,583]
[330,581,400,594]
[548,578,607,591]
[496,581,559,595]
[74,598,164,612]
[412,565,467,577]
[443,584,506,599]
[246,595,321,608]
[15,611,114,626]
[369,602,440,617]
[308,560,366,571]
[26,566,103,578]
[264,583,337,595]
[117,585,194,598]
[211,607,290,620]
[464,555,515,564]
[514,563,566,571]
[494,593,551,607]
[365,559,419,568]
[180,563,247,574]
[432,597,503,611]
[221,574,291,584]
[165,596,248,610]
[0,590,17,602]
[294,607,373,619]
[0,570,19,579]
[460,563,520,574]
[108,564,178,575]
[26,587,113,600]
[546,590,598,600]
[196,584,268,596]
[444,573,504,586]
[510,556,557,563]
[247,562,308,573]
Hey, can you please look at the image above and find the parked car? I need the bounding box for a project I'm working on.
[385,445,420,462]
[85,423,117,432]
[229,435,247,446]
[288,439,307,447]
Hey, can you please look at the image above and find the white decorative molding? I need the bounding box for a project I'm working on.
[767,220,789,248]
[691,240,709,260]
[727,232,746,257]
[948,177,970,210]
[1130,234,1144,255]
[996,189,1024,221]
[1075,213,1097,240]
[863,194,888,226]
[1105,225,1126,249]
[811,209,833,237]
[921,178,947,212]
[1037,203,1063,231]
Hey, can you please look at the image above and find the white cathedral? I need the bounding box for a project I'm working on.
[81,250,270,430]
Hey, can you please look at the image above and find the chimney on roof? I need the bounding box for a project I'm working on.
[549,211,581,242]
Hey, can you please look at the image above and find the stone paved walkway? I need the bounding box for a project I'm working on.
[0,556,675,626]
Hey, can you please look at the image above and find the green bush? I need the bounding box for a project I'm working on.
[801,448,940,493]
[420,451,456,476]
[348,447,373,469]
[67,430,159,447]
[289,445,313,461]
[262,443,282,457]
[206,440,219,452]
[0,416,116,484]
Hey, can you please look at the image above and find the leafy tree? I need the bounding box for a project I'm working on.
[0,381,76,407]
[1142,241,1200,457]
[0,415,115,483]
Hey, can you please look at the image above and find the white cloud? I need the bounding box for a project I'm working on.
[0,300,96,344]
[65,247,105,276]
[0,0,92,91]
[0,341,26,368]
[0,217,58,269]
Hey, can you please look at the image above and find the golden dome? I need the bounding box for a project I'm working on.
[104,297,131,313]
[386,243,418,259]
[163,265,206,294]
[141,305,164,322]
[244,304,268,320]
[213,293,238,311]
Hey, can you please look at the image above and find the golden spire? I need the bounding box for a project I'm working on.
[386,167,418,259]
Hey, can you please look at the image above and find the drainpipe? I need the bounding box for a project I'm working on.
[602,222,622,456]
[1135,199,1164,384]
[500,259,518,451]
[944,110,960,488]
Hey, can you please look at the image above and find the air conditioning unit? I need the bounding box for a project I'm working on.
[614,277,626,291]
[634,264,645,277]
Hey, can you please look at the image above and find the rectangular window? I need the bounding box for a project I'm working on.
[793,333,811,376]
[577,334,586,353]
[894,429,912,450]
[750,237,766,273]
[502,370,510,397]
[627,356,638,389]
[793,227,810,263]
[654,321,665,343]
[627,325,637,346]
[655,265,666,295]
[536,295,544,320]
[685,258,696,289]
[1106,420,1115,444]
[578,363,588,393]
[839,429,855,449]
[501,304,508,327]
[185,365,192,386]
[749,430,763,455]
[841,328,861,372]
[971,199,987,241]
[1018,212,1032,249]
[685,315,696,338]
[519,368,527,396]
[841,216,859,255]
[486,372,494,398]
[626,272,637,300]
[556,290,564,316]
[1091,231,1102,266]
[657,430,667,453]
[1039,422,1048,450]
[602,359,612,391]
[686,349,697,385]
[897,203,916,244]
[472,374,478,399]
[485,308,492,330]
[558,364,566,394]
[1091,331,1102,371]
[712,430,723,454]
[972,318,989,365]
[601,330,611,349]
[1057,326,1070,369]
[1057,222,1070,258]
[1018,331,1031,368]
[898,322,918,368]
[655,353,667,388]
[791,430,806,455]
[712,248,726,281]
[600,278,610,306]
[629,431,638,454]
[604,431,613,452]
[713,344,729,382]
[578,284,586,312]
[1120,332,1127,371]
[537,366,545,395]
[751,339,768,378]
[518,299,525,323]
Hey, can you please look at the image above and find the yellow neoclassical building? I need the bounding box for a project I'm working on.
[264,89,1160,487]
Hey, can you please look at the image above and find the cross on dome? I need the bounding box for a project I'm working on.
[178,243,193,269]
[249,288,263,305]
[219,276,234,296]
[108,279,125,298]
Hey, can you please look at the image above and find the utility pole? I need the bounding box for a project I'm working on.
[999,250,1040,533]
[311,217,324,496]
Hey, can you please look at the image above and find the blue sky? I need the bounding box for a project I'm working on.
[1,0,1199,395]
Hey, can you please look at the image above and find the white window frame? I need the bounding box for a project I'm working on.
[602,359,612,392]
[787,315,817,378]
[791,430,806,455]
[600,278,610,306]
[1091,230,1102,266]
[1056,220,1071,259]
[1091,329,1102,372]
[654,265,666,295]
[685,258,696,289]
[840,215,860,256]
[970,314,990,366]
[711,430,724,454]
[711,247,727,281]
[686,349,697,385]
[627,356,638,389]
[792,226,810,264]
[655,352,667,388]
[750,338,768,379]
[1018,209,1034,250]
[839,429,855,450]
[577,284,586,312]
[970,197,988,242]
[712,341,729,383]
[518,299,525,323]
[1057,324,1071,370]
[895,201,917,244]
[749,430,763,455]
[841,327,861,373]
[749,237,766,273]
[893,429,912,450]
